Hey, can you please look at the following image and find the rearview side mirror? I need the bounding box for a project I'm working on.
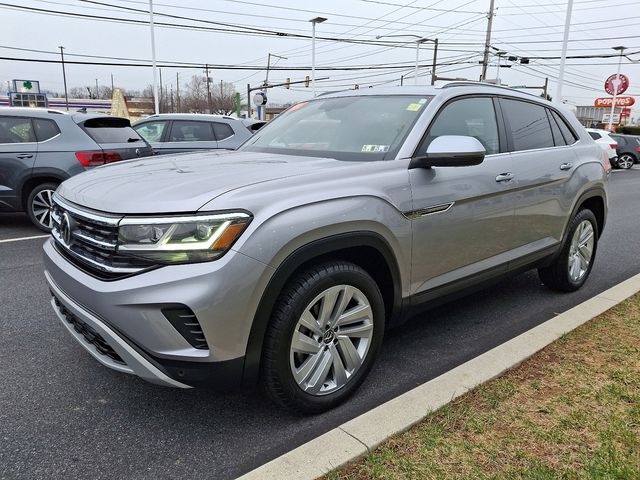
[409,135,486,169]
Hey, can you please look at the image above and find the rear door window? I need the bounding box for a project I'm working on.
[134,121,168,143]
[169,121,215,142]
[0,117,36,143]
[33,118,61,142]
[501,98,554,151]
[423,96,499,155]
[82,117,143,144]
[212,122,234,141]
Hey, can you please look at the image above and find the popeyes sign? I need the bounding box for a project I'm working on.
[594,97,635,107]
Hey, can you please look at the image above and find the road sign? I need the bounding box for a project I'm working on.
[253,92,267,106]
[602,113,621,124]
[604,74,629,95]
[594,97,635,108]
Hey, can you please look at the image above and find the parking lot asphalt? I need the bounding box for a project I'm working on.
[1,168,639,480]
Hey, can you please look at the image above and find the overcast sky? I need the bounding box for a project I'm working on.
[1,0,639,111]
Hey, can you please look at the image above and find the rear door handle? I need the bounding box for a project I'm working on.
[17,153,33,159]
[495,172,514,182]
[560,162,573,171]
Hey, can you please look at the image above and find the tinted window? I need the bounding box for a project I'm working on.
[213,122,234,141]
[82,117,143,144]
[588,131,601,140]
[551,111,578,144]
[424,97,499,154]
[547,109,566,146]
[169,121,215,142]
[33,118,60,142]
[134,121,168,143]
[502,99,554,151]
[0,117,36,143]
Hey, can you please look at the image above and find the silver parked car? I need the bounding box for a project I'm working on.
[44,84,608,413]
[132,113,253,154]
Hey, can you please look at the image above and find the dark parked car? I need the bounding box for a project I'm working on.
[132,114,254,154]
[0,108,152,231]
[610,134,640,169]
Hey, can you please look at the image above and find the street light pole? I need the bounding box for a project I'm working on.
[309,17,327,97]
[608,46,626,131]
[414,40,421,85]
[149,0,159,114]
[58,46,69,111]
[555,0,574,104]
[376,34,437,85]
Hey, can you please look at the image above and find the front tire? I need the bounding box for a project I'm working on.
[262,261,385,414]
[26,182,58,232]
[539,209,598,292]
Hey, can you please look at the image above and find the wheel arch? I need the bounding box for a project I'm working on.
[19,172,68,211]
[241,231,403,388]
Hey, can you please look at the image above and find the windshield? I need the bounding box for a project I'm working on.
[241,95,432,161]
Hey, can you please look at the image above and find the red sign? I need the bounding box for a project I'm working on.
[621,108,631,118]
[594,96,635,107]
[604,74,629,95]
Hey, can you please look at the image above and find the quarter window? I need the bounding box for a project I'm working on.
[551,110,578,144]
[134,121,167,143]
[212,122,234,141]
[169,121,215,142]
[0,117,36,143]
[33,118,61,142]
[588,132,601,140]
[423,97,499,155]
[547,109,566,146]
[501,99,554,151]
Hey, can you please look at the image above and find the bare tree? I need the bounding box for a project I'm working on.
[212,81,237,115]
[183,75,208,113]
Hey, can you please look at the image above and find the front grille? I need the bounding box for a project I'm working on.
[51,195,155,280]
[52,294,125,365]
[162,306,209,350]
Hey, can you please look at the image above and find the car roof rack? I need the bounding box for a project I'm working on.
[441,81,540,98]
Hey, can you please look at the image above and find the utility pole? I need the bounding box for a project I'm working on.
[110,73,114,93]
[58,46,69,111]
[247,83,252,118]
[159,67,163,113]
[204,64,212,113]
[543,77,548,99]
[431,38,439,85]
[176,72,180,112]
[148,0,159,114]
[555,0,573,104]
[480,0,495,81]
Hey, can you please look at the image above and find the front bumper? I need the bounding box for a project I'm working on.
[43,237,273,388]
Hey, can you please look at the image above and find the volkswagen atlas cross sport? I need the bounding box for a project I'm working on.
[44,84,609,413]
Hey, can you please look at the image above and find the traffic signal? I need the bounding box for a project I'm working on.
[304,76,310,87]
[285,78,291,89]
[354,84,359,90]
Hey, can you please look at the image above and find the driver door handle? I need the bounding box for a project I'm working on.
[17,153,33,159]
[560,162,573,171]
[495,172,514,182]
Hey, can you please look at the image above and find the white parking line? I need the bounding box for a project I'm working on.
[0,234,49,244]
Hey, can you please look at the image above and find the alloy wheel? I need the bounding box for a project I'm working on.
[618,154,634,169]
[31,189,55,229]
[289,284,374,396]
[568,220,594,282]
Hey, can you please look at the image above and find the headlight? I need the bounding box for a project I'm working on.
[117,212,251,264]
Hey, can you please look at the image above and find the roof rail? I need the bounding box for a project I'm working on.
[442,81,541,98]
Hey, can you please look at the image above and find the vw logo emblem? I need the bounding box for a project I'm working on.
[60,212,74,247]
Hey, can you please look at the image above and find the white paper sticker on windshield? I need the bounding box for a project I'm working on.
[361,144,389,153]
[418,98,428,104]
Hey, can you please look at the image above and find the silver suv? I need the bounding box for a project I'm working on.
[43,84,608,413]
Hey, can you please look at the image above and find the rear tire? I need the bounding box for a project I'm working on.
[26,182,58,232]
[261,261,385,414]
[618,154,635,170]
[539,209,598,292]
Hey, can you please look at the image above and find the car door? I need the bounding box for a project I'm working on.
[160,120,218,154]
[500,98,578,263]
[133,120,170,155]
[0,116,38,211]
[409,96,518,296]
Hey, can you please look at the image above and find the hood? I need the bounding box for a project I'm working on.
[57,150,347,214]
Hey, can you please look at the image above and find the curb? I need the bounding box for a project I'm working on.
[238,273,640,480]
